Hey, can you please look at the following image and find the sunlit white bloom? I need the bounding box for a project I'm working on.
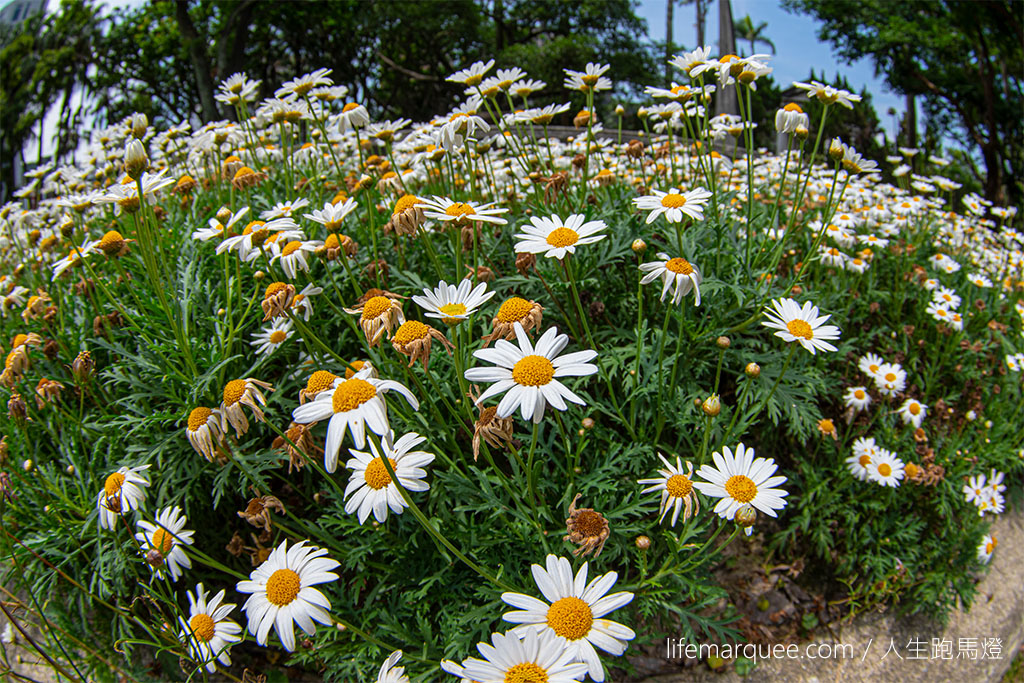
[866,448,904,487]
[97,464,151,530]
[442,630,588,683]
[563,63,612,92]
[637,453,700,527]
[761,298,842,355]
[874,362,907,397]
[135,506,194,581]
[847,436,880,481]
[977,534,997,564]
[178,583,243,673]
[896,398,928,428]
[694,443,789,521]
[632,187,712,224]
[417,196,509,225]
[638,252,702,306]
[447,60,495,86]
[303,198,358,232]
[376,650,411,683]
[276,68,333,98]
[343,431,434,525]
[412,278,495,324]
[843,386,872,413]
[251,318,294,356]
[513,213,607,260]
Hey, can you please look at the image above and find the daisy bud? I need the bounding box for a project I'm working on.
[734,503,757,528]
[254,270,265,281]
[716,336,730,349]
[693,398,703,408]
[795,124,809,140]
[22,459,33,472]
[124,139,149,180]
[745,362,761,378]
[828,137,845,161]
[72,351,94,382]
[582,417,595,430]
[66,465,75,475]
[216,206,233,222]
[615,104,626,116]
[702,394,721,417]
[8,393,27,422]
[635,535,651,550]
[130,112,148,139]
[631,238,647,254]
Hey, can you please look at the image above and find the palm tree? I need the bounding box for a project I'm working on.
[733,14,776,56]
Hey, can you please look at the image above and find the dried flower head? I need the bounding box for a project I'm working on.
[238,495,286,534]
[564,494,610,558]
[345,294,406,347]
[472,404,515,461]
[391,320,455,370]
[272,422,322,473]
[261,282,296,321]
[483,296,543,345]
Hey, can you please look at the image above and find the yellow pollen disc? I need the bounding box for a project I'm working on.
[189,614,216,642]
[665,474,693,498]
[104,472,125,497]
[265,568,301,606]
[854,390,865,399]
[393,320,430,345]
[665,257,694,275]
[438,303,467,319]
[224,155,241,164]
[188,407,212,431]
[905,463,919,478]
[720,54,739,63]
[361,296,391,321]
[344,361,365,379]
[332,378,377,413]
[858,454,871,467]
[512,355,555,386]
[505,662,549,683]
[546,227,579,248]
[233,166,256,180]
[786,319,814,339]
[342,102,359,112]
[725,475,758,503]
[909,403,920,415]
[546,597,593,641]
[877,463,892,477]
[445,202,476,218]
[497,297,532,322]
[784,103,803,113]
[393,194,420,214]
[223,380,247,406]
[12,333,28,348]
[381,171,398,180]
[264,282,288,299]
[987,539,997,553]
[306,371,338,394]
[151,528,175,555]
[363,457,397,490]
[819,419,835,433]
[281,241,303,257]
[269,330,288,344]
[660,193,687,208]
[884,373,897,382]
[98,230,124,247]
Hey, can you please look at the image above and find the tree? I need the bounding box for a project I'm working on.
[679,0,709,48]
[782,0,1023,205]
[733,14,775,56]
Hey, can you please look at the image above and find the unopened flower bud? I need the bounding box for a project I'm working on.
[631,238,647,254]
[615,104,626,116]
[828,137,845,161]
[734,504,757,528]
[716,336,730,349]
[66,465,75,475]
[582,417,595,430]
[145,549,165,568]
[745,362,761,379]
[8,394,27,422]
[635,535,651,550]
[795,125,809,140]
[22,459,33,472]
[702,394,721,417]
[573,110,592,128]
[130,112,148,139]
[216,206,233,223]
[124,139,149,180]
[254,270,265,281]
[72,351,94,382]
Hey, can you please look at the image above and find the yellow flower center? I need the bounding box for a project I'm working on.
[784,103,803,113]
[986,539,997,553]
[884,372,897,383]
[666,474,693,498]
[151,528,175,555]
[98,230,124,248]
[439,303,467,319]
[660,193,687,208]
[786,320,814,339]
[665,257,694,275]
[905,463,920,478]
[265,568,301,606]
[581,74,600,86]
[233,166,256,180]
[854,389,865,399]
[819,419,835,433]
[545,227,579,248]
[908,403,920,415]
[724,475,758,503]
[306,371,339,394]
[858,454,871,467]
[363,457,397,490]
[344,361,365,379]
[445,202,476,218]
[188,407,212,432]
[505,662,549,683]
[361,296,392,321]
[264,282,288,299]
[342,102,360,112]
[512,355,555,386]
[497,297,532,323]
[393,320,430,345]
[223,380,247,406]
[269,330,288,344]
[189,614,216,642]
[877,463,892,477]
[393,194,421,215]
[546,596,593,640]
[12,333,28,348]
[104,472,125,497]
[281,241,303,257]
[332,378,377,413]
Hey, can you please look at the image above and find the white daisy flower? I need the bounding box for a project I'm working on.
[632,187,713,224]
[271,239,321,279]
[464,323,598,424]
[638,252,703,306]
[135,506,194,581]
[447,59,495,87]
[343,431,434,525]
[513,214,607,261]
[896,398,928,428]
[500,554,635,682]
[858,353,885,381]
[185,407,225,462]
[416,196,509,226]
[251,318,294,357]
[376,650,411,683]
[693,443,789,521]
[563,63,612,92]
[847,436,879,481]
[290,283,323,321]
[637,453,700,527]
[97,464,151,530]
[303,198,358,232]
[194,206,249,242]
[178,583,243,673]
[843,386,872,413]
[260,198,310,221]
[761,298,842,355]
[866,448,904,487]
[933,286,961,309]
[292,368,420,472]
[977,534,997,564]
[873,362,907,397]
[275,67,333,98]
[968,273,993,288]
[442,629,588,683]
[412,279,495,325]
[236,539,340,652]
[962,474,989,507]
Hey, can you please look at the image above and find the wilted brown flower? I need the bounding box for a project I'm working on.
[483,296,543,345]
[515,252,536,276]
[323,233,358,260]
[472,404,514,461]
[272,422,322,473]
[72,350,94,382]
[391,320,454,371]
[35,377,64,409]
[238,495,286,534]
[564,494,610,558]
[261,282,296,321]
[345,294,405,347]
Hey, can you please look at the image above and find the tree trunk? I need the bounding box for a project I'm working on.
[665,0,674,86]
[981,143,1005,205]
[904,92,916,148]
[495,0,505,53]
[174,0,219,122]
[214,0,256,120]
[696,0,706,47]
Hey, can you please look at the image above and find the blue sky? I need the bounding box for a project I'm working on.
[636,0,904,139]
